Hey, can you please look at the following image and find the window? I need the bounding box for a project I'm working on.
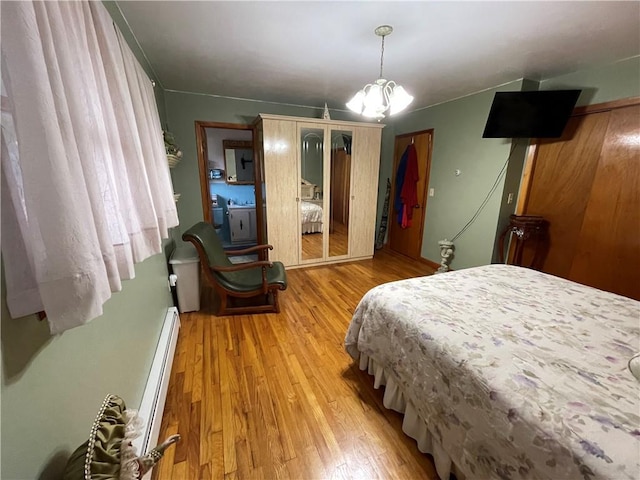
[1,1,178,333]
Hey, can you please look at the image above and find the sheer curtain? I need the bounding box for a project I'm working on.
[1,1,178,334]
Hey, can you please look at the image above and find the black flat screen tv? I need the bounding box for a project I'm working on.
[482,90,581,138]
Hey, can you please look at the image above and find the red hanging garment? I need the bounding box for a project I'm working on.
[401,204,410,228]
[400,144,419,226]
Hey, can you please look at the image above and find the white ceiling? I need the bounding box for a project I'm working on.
[116,1,640,113]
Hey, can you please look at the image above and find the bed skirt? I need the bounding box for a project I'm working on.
[302,222,322,234]
[356,352,465,480]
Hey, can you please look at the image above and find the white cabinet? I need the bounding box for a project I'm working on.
[228,207,256,245]
[256,114,383,268]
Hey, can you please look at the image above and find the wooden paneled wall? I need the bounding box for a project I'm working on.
[518,98,640,300]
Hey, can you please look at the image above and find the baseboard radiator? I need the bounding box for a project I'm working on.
[132,306,180,459]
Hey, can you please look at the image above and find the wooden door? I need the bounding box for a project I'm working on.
[568,105,640,298]
[521,100,640,300]
[389,130,432,259]
[350,126,383,259]
[522,113,608,277]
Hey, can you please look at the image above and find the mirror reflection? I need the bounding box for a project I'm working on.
[300,128,324,261]
[223,140,254,184]
[329,130,351,257]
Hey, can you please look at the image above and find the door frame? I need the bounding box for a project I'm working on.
[194,120,258,224]
[388,129,433,259]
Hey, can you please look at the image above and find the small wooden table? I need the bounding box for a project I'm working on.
[498,214,549,269]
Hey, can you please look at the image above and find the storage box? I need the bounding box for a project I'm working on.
[169,244,201,313]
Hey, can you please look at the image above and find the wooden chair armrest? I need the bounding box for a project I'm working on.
[211,260,274,273]
[225,244,274,256]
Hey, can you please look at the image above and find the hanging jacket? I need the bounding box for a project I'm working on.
[394,146,409,225]
[400,144,419,228]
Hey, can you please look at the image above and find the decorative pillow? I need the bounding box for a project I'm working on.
[63,394,141,480]
[629,353,640,381]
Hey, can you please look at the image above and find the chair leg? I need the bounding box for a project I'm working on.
[218,292,228,315]
[273,290,280,313]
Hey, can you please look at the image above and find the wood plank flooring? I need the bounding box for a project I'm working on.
[301,231,323,260]
[154,249,438,479]
[301,222,349,260]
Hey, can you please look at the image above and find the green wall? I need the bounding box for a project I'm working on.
[168,55,639,268]
[3,9,634,474]
[541,56,640,105]
[0,4,175,479]
[387,56,639,269]
[163,91,361,238]
[0,256,173,480]
[375,126,398,233]
[390,80,524,268]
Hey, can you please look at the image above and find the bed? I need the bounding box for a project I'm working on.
[301,200,323,234]
[345,264,640,480]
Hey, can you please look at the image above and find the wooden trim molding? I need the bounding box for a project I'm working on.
[395,129,433,140]
[515,143,538,215]
[194,120,253,224]
[195,122,210,223]
[418,256,441,271]
[381,244,440,273]
[195,120,253,130]
[572,96,639,116]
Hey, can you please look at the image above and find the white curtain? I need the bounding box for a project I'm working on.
[1,1,179,334]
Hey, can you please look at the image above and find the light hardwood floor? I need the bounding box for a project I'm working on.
[301,222,351,260]
[154,249,438,480]
[300,231,323,260]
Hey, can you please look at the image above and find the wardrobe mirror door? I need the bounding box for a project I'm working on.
[300,127,324,262]
[328,129,352,257]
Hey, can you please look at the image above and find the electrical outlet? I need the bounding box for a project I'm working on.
[507,193,514,204]
[429,188,435,197]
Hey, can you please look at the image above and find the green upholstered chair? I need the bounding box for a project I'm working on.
[182,222,287,315]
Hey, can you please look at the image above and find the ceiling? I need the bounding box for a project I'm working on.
[116,1,640,114]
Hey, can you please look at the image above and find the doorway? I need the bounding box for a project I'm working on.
[195,121,261,250]
[388,130,433,259]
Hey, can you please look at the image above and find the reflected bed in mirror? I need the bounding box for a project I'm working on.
[301,199,322,234]
[223,140,254,184]
[300,128,324,262]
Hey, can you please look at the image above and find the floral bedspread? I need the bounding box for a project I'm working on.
[301,200,322,224]
[345,264,640,480]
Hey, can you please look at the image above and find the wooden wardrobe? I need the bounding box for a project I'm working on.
[255,114,384,268]
[517,98,639,300]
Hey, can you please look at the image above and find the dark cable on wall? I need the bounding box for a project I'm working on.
[450,140,520,242]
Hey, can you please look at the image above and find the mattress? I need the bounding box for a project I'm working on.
[301,200,322,228]
[345,264,640,480]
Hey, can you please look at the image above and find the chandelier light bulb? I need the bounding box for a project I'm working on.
[389,85,414,115]
[345,90,365,114]
[363,82,383,108]
[346,25,413,119]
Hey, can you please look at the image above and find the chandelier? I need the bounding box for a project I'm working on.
[346,25,414,120]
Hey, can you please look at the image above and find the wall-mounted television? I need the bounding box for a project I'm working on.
[482,90,581,139]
